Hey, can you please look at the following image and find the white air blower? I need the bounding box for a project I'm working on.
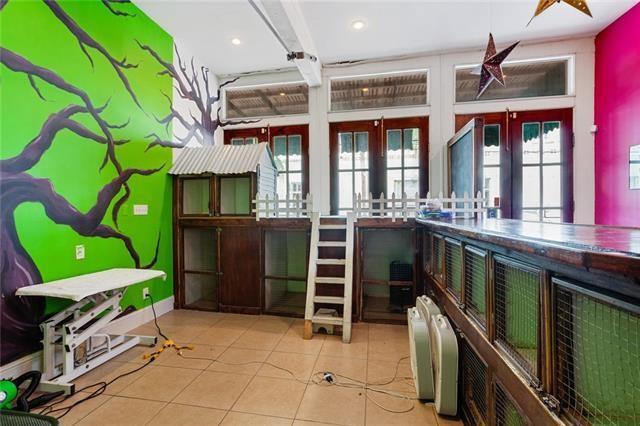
[407,296,458,416]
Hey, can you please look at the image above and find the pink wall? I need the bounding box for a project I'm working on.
[594,3,640,227]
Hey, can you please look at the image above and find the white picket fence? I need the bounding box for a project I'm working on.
[353,191,487,222]
[253,191,486,222]
[253,193,313,220]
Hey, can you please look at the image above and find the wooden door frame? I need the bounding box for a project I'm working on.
[224,125,310,196]
[329,120,380,215]
[455,109,574,222]
[456,112,510,216]
[510,108,574,223]
[329,117,429,215]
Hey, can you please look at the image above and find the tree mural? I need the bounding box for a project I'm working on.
[138,42,259,149]
[0,0,166,364]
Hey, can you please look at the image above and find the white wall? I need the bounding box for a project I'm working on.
[221,37,595,224]
[171,41,220,159]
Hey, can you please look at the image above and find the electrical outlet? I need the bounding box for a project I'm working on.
[143,287,150,299]
[133,204,148,216]
[75,245,85,260]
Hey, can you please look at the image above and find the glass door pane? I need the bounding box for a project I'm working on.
[386,127,420,196]
[511,110,572,223]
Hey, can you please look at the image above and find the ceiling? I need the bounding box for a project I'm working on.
[135,0,637,75]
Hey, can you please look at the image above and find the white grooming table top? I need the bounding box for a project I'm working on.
[15,268,166,301]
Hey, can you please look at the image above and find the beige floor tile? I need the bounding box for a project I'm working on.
[296,383,366,426]
[250,316,294,333]
[55,391,112,426]
[117,365,200,402]
[313,355,367,383]
[72,361,150,395]
[152,344,225,370]
[365,391,439,426]
[173,371,252,410]
[232,330,285,351]
[292,421,337,426]
[368,337,410,362]
[159,325,212,344]
[192,327,245,346]
[274,326,326,355]
[366,358,415,393]
[112,344,159,364]
[148,402,227,425]
[207,347,270,376]
[232,376,306,419]
[222,412,293,425]
[215,316,259,330]
[257,351,318,381]
[156,310,224,327]
[75,396,164,426]
[320,334,368,359]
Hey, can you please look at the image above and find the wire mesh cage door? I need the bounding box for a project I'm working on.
[464,246,489,330]
[493,255,542,383]
[494,380,530,426]
[445,238,463,302]
[461,340,489,425]
[432,234,445,286]
[553,278,640,425]
[423,230,432,276]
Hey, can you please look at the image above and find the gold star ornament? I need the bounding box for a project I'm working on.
[531,0,592,22]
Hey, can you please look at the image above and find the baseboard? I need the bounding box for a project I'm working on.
[0,296,174,379]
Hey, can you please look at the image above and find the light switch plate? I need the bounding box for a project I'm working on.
[75,245,85,260]
[133,204,148,216]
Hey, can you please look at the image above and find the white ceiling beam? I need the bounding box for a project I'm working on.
[252,0,322,87]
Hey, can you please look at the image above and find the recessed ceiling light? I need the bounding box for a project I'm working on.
[231,38,241,46]
[351,20,366,31]
[279,92,286,96]
[362,87,369,93]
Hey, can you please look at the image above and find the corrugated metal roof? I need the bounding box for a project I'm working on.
[169,142,275,175]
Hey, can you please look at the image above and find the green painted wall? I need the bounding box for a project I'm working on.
[1,0,175,362]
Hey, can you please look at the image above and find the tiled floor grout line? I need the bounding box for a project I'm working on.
[223,316,295,423]
[291,326,326,424]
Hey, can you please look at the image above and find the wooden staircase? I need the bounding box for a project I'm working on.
[303,212,354,343]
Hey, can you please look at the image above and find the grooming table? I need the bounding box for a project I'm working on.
[15,268,166,395]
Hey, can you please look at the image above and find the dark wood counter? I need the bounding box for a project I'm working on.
[417,217,640,279]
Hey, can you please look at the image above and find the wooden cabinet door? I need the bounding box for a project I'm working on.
[218,226,261,312]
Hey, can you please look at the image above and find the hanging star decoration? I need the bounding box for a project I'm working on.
[471,33,520,99]
[530,0,592,24]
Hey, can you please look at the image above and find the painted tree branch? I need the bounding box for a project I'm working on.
[101,0,136,17]
[138,41,259,148]
[43,0,141,108]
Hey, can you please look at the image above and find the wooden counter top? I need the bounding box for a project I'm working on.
[417,218,640,278]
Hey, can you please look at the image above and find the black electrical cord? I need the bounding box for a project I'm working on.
[38,294,167,420]
[147,293,169,341]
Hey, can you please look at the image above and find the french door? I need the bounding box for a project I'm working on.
[329,117,428,215]
[455,109,573,222]
[224,125,309,198]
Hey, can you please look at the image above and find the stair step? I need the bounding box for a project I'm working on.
[317,241,347,247]
[314,296,345,304]
[319,224,347,230]
[315,277,345,284]
[316,259,346,265]
[312,314,344,326]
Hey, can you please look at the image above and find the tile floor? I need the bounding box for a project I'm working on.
[50,310,462,425]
